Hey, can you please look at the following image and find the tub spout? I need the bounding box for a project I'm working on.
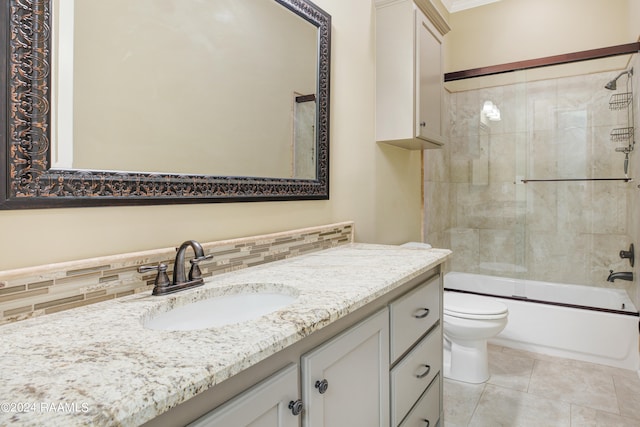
[606,270,633,282]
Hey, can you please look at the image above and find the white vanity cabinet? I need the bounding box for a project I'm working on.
[149,266,445,427]
[375,0,450,150]
[389,274,442,426]
[301,309,389,426]
[189,364,301,427]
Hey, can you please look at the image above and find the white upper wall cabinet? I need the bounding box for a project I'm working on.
[375,0,450,150]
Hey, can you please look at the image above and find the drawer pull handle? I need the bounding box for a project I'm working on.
[315,379,329,394]
[288,399,303,416]
[413,308,430,319]
[416,364,431,379]
[421,419,430,427]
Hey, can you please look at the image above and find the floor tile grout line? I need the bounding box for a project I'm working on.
[465,382,487,427]
[525,356,537,394]
[609,374,626,419]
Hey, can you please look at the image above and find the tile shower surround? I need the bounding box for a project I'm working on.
[0,222,354,325]
[425,61,640,305]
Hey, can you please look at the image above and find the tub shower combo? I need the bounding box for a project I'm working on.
[435,45,640,379]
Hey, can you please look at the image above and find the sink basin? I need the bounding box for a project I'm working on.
[144,289,298,331]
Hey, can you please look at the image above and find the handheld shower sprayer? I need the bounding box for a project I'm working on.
[605,68,633,90]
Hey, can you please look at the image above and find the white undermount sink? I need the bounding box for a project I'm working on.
[144,288,298,331]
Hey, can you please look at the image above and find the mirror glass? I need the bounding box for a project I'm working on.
[51,0,318,179]
[1,0,330,209]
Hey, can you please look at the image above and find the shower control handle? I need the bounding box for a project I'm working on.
[619,244,634,267]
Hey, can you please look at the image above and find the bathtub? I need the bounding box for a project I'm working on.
[444,272,640,371]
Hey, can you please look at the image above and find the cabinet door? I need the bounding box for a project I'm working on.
[189,364,300,427]
[301,309,389,427]
[416,8,444,144]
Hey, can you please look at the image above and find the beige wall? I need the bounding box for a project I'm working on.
[445,0,635,73]
[630,0,640,42]
[0,0,423,271]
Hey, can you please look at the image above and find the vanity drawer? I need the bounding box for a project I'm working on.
[398,374,440,427]
[390,274,440,362]
[390,325,442,426]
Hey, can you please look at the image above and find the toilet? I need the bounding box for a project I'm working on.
[443,291,508,384]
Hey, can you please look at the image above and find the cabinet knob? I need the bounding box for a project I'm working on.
[421,419,430,427]
[288,399,303,416]
[413,308,430,319]
[416,364,431,379]
[315,379,329,394]
[420,121,426,127]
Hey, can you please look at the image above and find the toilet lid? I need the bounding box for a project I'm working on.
[444,292,508,319]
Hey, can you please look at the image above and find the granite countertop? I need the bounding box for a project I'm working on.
[0,243,450,426]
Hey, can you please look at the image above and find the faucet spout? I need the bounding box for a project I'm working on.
[139,239,213,296]
[606,270,633,282]
[173,240,206,285]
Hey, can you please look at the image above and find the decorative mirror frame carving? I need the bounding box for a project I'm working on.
[0,0,331,209]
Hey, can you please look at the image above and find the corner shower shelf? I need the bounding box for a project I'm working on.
[609,92,633,110]
[610,127,634,143]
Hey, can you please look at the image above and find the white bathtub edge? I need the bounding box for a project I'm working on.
[444,272,640,372]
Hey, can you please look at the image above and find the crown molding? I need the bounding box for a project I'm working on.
[375,0,450,35]
[415,0,451,35]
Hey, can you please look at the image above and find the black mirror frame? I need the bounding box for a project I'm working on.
[0,0,330,209]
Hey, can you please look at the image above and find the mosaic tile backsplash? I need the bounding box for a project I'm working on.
[0,222,354,325]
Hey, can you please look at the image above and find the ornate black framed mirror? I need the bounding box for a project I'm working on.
[0,0,330,209]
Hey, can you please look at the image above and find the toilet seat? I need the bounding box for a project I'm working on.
[444,292,508,320]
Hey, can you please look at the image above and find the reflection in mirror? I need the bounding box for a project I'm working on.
[51,0,318,179]
[0,0,331,209]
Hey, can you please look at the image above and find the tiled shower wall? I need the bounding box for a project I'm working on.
[0,222,354,325]
[426,64,639,304]
[626,54,640,309]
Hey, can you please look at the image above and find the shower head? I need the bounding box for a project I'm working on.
[605,68,634,90]
[604,79,618,90]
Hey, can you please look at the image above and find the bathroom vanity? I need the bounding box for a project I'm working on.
[0,244,450,426]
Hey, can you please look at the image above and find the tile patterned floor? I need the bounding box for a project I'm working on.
[443,345,640,426]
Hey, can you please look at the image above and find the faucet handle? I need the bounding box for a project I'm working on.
[619,243,635,267]
[189,255,213,281]
[138,263,171,294]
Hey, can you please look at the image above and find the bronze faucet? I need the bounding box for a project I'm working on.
[606,270,633,282]
[138,240,213,296]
